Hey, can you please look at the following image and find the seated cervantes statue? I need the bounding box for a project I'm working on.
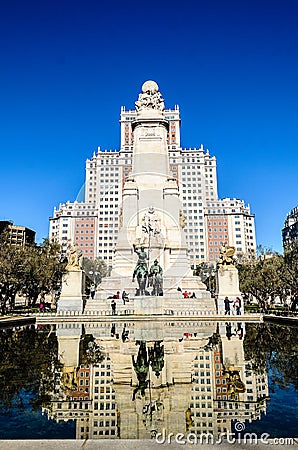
[217,243,236,268]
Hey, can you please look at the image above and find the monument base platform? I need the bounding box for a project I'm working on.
[216,267,241,314]
[84,291,216,316]
[57,298,84,313]
[97,274,210,299]
[57,270,85,313]
[134,295,163,315]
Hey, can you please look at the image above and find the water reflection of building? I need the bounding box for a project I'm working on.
[212,323,268,436]
[43,321,269,440]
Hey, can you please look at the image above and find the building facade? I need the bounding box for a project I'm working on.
[205,199,256,263]
[0,220,36,246]
[49,85,256,267]
[282,205,298,249]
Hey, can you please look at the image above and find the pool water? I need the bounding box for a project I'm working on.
[0,320,297,440]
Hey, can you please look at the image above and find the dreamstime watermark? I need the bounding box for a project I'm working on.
[155,422,295,445]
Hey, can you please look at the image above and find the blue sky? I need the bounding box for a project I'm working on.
[0,0,297,252]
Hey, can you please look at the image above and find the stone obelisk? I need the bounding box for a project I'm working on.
[99,81,208,298]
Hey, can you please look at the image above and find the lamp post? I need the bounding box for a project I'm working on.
[89,270,99,284]
[210,269,215,294]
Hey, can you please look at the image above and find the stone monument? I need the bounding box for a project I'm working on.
[57,245,85,312]
[215,244,241,313]
[86,81,216,314]
[56,323,82,393]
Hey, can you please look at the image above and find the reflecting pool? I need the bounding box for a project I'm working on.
[0,320,297,441]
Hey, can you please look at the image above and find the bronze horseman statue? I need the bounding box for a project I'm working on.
[132,244,149,296]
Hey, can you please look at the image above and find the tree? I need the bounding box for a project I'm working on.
[238,253,285,310]
[281,240,298,311]
[0,235,66,313]
[79,334,104,365]
[19,239,67,307]
[81,257,108,289]
[194,262,216,292]
[0,232,26,314]
[0,325,62,411]
[244,322,298,391]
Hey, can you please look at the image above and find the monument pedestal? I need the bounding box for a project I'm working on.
[57,270,85,313]
[134,295,163,315]
[216,267,241,314]
[134,320,164,341]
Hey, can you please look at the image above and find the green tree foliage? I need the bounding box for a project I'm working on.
[81,257,108,289]
[238,253,285,310]
[0,235,66,313]
[79,334,104,365]
[0,232,25,313]
[20,239,66,307]
[281,240,298,311]
[194,262,216,292]
[238,242,298,311]
[244,323,298,391]
[0,325,62,411]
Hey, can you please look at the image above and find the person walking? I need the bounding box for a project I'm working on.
[111,299,116,315]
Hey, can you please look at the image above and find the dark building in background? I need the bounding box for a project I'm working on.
[0,220,36,246]
[282,206,298,249]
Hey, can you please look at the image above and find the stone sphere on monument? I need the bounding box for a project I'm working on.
[142,80,159,93]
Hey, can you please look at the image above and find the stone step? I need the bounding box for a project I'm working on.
[84,294,216,314]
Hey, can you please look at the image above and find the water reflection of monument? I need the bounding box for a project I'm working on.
[43,321,269,440]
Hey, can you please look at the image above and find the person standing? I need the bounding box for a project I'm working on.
[224,297,231,315]
[122,291,128,305]
[90,284,96,299]
[234,297,241,315]
[111,299,116,315]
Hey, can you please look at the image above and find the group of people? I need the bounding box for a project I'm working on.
[224,296,242,315]
[226,322,243,340]
[110,290,130,314]
[182,291,196,299]
[110,323,129,341]
[85,283,96,299]
[177,287,196,298]
[38,293,51,312]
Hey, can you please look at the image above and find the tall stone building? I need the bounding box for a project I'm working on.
[49,82,256,268]
[282,205,298,249]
